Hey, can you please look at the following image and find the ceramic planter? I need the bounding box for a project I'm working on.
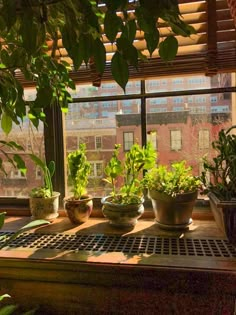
[101,196,144,228]
[64,195,93,224]
[30,192,60,221]
[208,192,236,244]
[148,190,198,230]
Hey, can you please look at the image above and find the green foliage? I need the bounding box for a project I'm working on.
[201,126,236,201]
[29,154,55,198]
[104,143,157,204]
[0,140,26,176]
[144,160,200,198]
[0,0,196,130]
[67,143,91,200]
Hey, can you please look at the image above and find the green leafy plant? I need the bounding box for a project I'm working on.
[67,143,91,200]
[201,126,236,201]
[104,143,157,204]
[0,1,196,133]
[143,160,201,197]
[29,154,55,198]
[0,140,26,176]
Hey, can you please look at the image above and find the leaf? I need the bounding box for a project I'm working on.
[0,212,6,229]
[0,304,18,315]
[48,160,55,178]
[145,29,159,56]
[111,52,129,92]
[34,87,53,108]
[13,154,27,175]
[93,39,106,74]
[121,20,137,43]
[1,112,12,135]
[1,0,16,30]
[20,10,38,54]
[0,294,10,302]
[29,154,46,170]
[104,11,122,43]
[0,220,50,249]
[159,36,178,62]
[116,37,138,68]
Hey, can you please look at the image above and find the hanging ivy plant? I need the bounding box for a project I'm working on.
[0,0,196,134]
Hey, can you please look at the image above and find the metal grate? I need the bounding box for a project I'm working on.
[1,232,236,258]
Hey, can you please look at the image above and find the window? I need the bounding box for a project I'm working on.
[36,167,42,180]
[10,170,26,179]
[170,130,182,151]
[210,95,218,103]
[123,132,134,151]
[90,162,103,177]
[199,130,210,149]
[95,136,102,149]
[147,131,157,149]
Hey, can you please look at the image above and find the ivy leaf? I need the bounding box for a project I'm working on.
[159,36,178,62]
[93,39,106,74]
[104,11,122,43]
[145,29,159,56]
[1,112,12,135]
[111,51,129,92]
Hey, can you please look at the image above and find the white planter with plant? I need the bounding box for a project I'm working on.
[64,144,93,224]
[144,161,200,230]
[29,155,60,221]
[201,126,236,243]
[101,143,156,228]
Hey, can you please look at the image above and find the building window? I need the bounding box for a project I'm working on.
[95,136,102,149]
[36,167,42,180]
[210,95,218,103]
[90,161,103,178]
[123,132,134,151]
[199,130,210,149]
[170,130,182,151]
[10,170,26,179]
[147,131,157,149]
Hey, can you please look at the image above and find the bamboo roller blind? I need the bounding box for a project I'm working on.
[17,0,236,86]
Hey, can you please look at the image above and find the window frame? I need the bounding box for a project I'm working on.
[1,75,236,213]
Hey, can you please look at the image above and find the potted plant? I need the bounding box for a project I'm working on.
[29,154,60,221]
[201,125,236,243]
[101,143,157,228]
[64,143,93,224]
[143,161,201,230]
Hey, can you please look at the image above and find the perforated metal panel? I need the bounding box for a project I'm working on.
[1,232,236,258]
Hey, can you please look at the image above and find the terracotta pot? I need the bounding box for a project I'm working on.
[208,192,236,244]
[30,192,60,221]
[101,196,144,228]
[64,195,93,224]
[148,190,198,230]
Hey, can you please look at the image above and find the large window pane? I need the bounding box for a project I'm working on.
[65,88,141,197]
[145,73,233,93]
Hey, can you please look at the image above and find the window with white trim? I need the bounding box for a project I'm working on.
[199,129,210,149]
[170,130,182,151]
[123,132,134,151]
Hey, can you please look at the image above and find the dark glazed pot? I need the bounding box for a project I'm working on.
[148,190,198,230]
[64,195,93,224]
[101,196,144,228]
